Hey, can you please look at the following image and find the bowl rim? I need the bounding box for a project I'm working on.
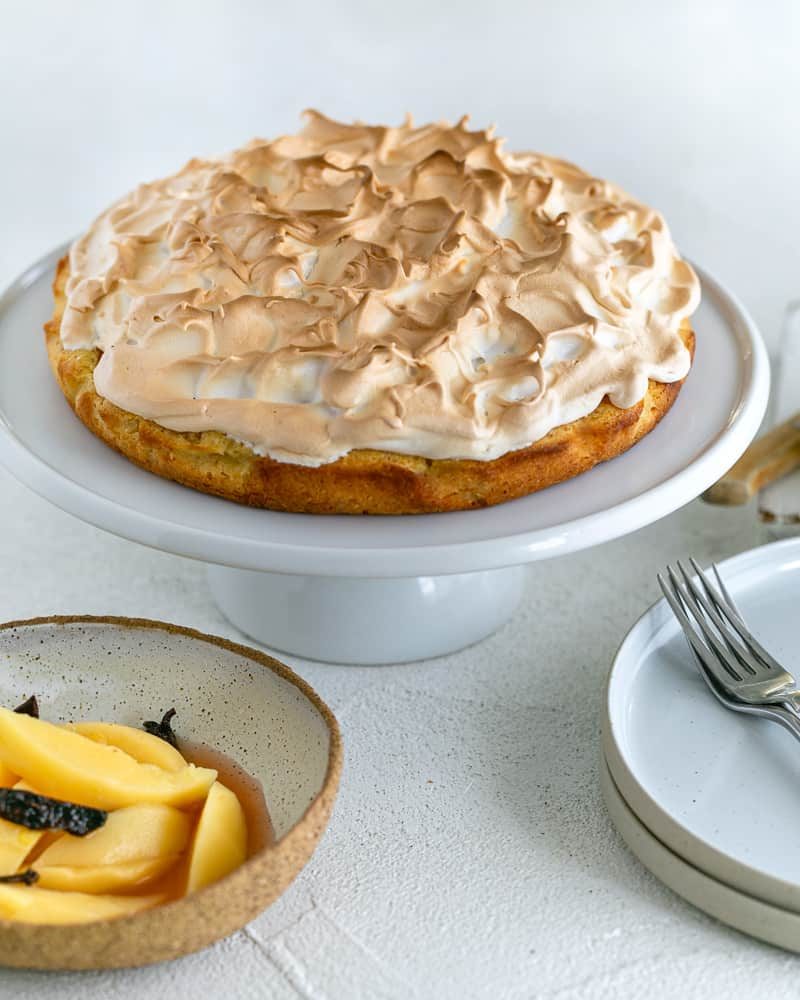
[0,613,343,940]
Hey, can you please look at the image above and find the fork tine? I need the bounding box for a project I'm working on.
[688,557,786,673]
[675,560,761,676]
[667,565,744,681]
[711,563,740,615]
[658,571,741,685]
[690,558,748,629]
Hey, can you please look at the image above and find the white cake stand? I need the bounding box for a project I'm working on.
[0,245,769,663]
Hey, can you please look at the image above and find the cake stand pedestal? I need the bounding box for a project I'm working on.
[0,247,770,663]
[207,565,527,663]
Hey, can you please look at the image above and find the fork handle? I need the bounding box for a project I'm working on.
[765,704,800,745]
[702,413,800,505]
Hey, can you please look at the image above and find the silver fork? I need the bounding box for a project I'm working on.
[658,558,797,707]
[686,641,800,742]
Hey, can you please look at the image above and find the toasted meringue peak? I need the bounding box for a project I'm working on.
[61,112,699,466]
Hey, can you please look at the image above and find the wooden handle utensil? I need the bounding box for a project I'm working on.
[702,413,800,505]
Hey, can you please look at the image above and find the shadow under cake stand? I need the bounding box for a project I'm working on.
[0,247,769,663]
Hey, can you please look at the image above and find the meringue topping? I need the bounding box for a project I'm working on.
[60,112,700,466]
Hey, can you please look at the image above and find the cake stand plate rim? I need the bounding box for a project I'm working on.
[0,243,770,578]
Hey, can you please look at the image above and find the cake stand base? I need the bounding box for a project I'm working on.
[207,564,527,664]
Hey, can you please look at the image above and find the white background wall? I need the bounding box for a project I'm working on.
[2,0,798,351]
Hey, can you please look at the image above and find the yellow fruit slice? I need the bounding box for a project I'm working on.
[0,778,52,873]
[23,829,63,864]
[186,782,247,893]
[37,804,191,868]
[36,856,180,894]
[0,762,17,788]
[0,708,216,809]
[0,885,163,924]
[0,819,42,876]
[2,780,54,869]
[12,780,39,794]
[70,722,187,772]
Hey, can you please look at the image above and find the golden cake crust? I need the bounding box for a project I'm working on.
[45,256,694,515]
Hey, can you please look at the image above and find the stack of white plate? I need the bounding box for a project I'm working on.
[601,537,800,951]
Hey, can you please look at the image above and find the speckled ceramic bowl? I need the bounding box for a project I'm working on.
[0,615,341,970]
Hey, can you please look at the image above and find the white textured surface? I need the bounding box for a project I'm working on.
[0,474,793,997]
[2,1,800,995]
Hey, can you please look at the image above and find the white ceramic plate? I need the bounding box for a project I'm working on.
[604,538,800,913]
[601,755,800,953]
[0,246,769,577]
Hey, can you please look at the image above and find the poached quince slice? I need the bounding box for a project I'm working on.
[37,804,191,868]
[0,763,17,788]
[70,722,187,772]
[0,708,215,809]
[0,885,163,924]
[186,782,248,893]
[0,778,52,872]
[0,818,42,876]
[36,855,180,894]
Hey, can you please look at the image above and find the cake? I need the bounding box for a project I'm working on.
[45,112,699,514]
